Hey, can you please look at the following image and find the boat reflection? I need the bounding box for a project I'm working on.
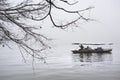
[72,53,112,62]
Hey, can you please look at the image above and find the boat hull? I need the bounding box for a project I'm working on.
[72,49,112,53]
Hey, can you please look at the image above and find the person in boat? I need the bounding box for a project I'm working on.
[79,44,84,50]
[95,47,103,51]
[86,46,92,50]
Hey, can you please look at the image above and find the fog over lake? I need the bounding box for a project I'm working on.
[0,0,120,80]
[43,0,120,44]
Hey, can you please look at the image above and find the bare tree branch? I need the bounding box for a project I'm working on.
[60,0,78,5]
[0,0,93,62]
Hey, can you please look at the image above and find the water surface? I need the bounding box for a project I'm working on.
[0,44,120,80]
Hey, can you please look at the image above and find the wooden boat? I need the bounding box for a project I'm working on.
[72,48,112,54]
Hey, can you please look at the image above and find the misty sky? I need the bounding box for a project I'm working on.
[41,0,120,45]
[7,0,120,45]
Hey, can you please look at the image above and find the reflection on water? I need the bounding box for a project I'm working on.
[72,53,112,62]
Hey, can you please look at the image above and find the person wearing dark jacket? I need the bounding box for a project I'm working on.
[80,44,84,50]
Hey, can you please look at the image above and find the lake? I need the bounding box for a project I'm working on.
[0,43,120,80]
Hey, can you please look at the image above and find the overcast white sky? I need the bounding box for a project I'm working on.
[41,0,120,45]
[8,0,120,45]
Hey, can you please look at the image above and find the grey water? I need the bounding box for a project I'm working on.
[0,43,120,80]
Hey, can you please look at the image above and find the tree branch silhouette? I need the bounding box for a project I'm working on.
[0,0,93,61]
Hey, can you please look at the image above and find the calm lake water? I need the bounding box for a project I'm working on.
[0,43,120,80]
